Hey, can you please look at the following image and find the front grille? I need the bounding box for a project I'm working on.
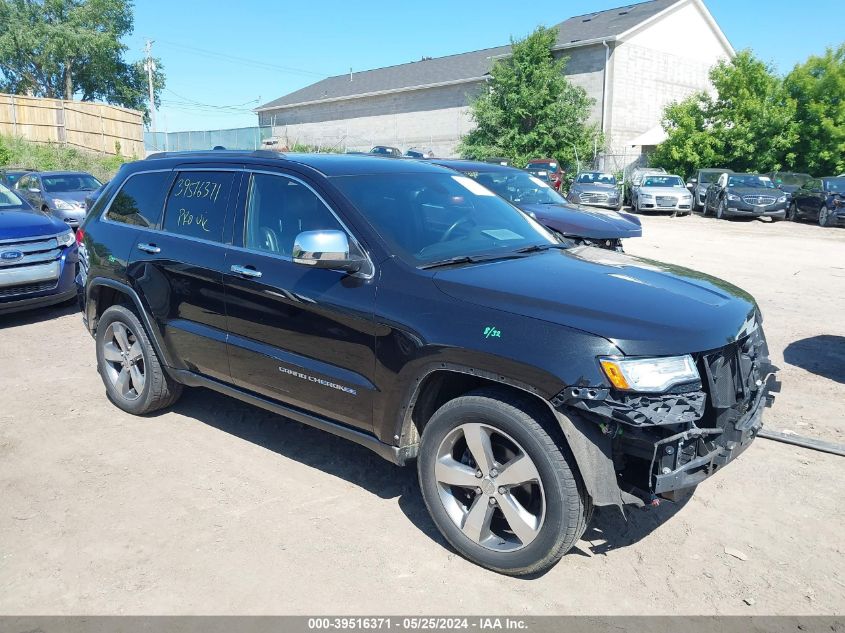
[0,281,57,298]
[0,235,62,269]
[700,321,770,425]
[742,195,776,206]
[656,196,677,207]
[579,192,609,204]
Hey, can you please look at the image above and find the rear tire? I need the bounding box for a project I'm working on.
[417,388,586,576]
[95,304,183,415]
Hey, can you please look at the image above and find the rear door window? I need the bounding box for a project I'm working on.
[162,171,236,243]
[106,171,172,228]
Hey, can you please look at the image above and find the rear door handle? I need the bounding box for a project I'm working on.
[230,264,262,279]
[137,243,161,254]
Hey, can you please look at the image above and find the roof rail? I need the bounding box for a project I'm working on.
[145,150,284,160]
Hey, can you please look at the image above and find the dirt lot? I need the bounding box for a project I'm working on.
[1,214,843,615]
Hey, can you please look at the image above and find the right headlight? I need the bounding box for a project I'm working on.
[53,198,74,210]
[56,228,76,248]
[727,193,741,202]
[599,355,700,392]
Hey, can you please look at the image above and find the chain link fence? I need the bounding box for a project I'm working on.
[144,126,273,153]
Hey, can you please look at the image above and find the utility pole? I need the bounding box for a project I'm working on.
[144,40,157,137]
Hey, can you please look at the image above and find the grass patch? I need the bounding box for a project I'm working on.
[0,135,134,182]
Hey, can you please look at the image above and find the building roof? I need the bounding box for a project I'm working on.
[257,0,680,111]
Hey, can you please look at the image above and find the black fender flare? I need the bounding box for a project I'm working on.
[395,363,628,508]
[85,278,175,368]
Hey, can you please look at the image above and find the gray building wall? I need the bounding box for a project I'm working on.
[258,45,609,157]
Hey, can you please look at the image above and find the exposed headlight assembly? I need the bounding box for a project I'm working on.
[599,355,700,392]
[56,229,76,248]
[53,199,74,210]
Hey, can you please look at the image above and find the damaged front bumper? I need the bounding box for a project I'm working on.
[552,326,779,507]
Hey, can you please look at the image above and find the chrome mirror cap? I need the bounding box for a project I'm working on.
[292,230,363,273]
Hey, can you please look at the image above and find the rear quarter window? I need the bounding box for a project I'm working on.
[162,171,236,242]
[106,171,172,227]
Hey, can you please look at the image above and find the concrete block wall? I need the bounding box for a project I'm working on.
[261,82,485,157]
[259,45,609,157]
[607,42,717,155]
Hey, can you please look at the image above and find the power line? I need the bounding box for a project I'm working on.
[146,37,327,78]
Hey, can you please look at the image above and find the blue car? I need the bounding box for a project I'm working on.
[0,182,79,315]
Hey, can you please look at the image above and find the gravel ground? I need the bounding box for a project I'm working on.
[0,213,843,615]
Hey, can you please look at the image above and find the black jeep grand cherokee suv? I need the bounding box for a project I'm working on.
[77,151,778,576]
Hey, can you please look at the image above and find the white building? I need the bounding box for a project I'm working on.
[255,0,733,169]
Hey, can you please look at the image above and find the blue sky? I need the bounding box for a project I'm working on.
[126,0,844,132]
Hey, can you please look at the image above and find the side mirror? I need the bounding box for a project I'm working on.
[686,179,696,189]
[292,230,364,273]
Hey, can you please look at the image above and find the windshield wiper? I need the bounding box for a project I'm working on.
[513,243,571,254]
[419,252,531,270]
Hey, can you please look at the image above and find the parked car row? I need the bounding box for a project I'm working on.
[67,149,777,576]
[684,167,843,227]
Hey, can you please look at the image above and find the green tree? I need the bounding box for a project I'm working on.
[458,26,601,169]
[651,51,798,177]
[0,0,164,119]
[784,44,845,176]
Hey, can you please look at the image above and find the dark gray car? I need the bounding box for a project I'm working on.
[566,172,622,210]
[15,171,102,229]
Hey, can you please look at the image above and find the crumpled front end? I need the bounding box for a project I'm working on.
[554,320,779,506]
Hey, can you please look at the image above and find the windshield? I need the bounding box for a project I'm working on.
[4,172,27,186]
[728,175,775,189]
[642,175,685,188]
[0,183,25,208]
[42,174,101,193]
[527,162,558,173]
[774,173,811,186]
[699,171,724,184]
[466,170,565,206]
[332,173,555,265]
[826,178,845,193]
[576,172,616,185]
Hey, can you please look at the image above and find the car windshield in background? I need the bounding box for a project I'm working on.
[699,171,722,184]
[4,172,27,186]
[42,174,101,192]
[577,172,616,185]
[728,175,775,189]
[471,171,565,205]
[0,183,25,207]
[528,162,558,173]
[642,176,685,188]
[826,178,845,193]
[776,173,811,186]
[332,173,554,265]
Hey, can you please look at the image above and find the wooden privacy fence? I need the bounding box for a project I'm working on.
[0,93,144,157]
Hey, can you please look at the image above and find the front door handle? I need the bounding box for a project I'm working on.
[231,264,262,279]
[137,243,161,254]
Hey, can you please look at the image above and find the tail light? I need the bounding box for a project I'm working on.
[75,228,84,245]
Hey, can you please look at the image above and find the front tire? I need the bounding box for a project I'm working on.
[786,202,797,221]
[819,206,831,227]
[417,389,587,576]
[96,304,183,415]
[716,198,727,220]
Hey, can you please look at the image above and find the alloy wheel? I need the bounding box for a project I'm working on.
[101,321,146,400]
[819,206,829,227]
[434,423,545,552]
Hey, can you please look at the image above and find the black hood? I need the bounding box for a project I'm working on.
[519,203,642,240]
[433,247,758,357]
